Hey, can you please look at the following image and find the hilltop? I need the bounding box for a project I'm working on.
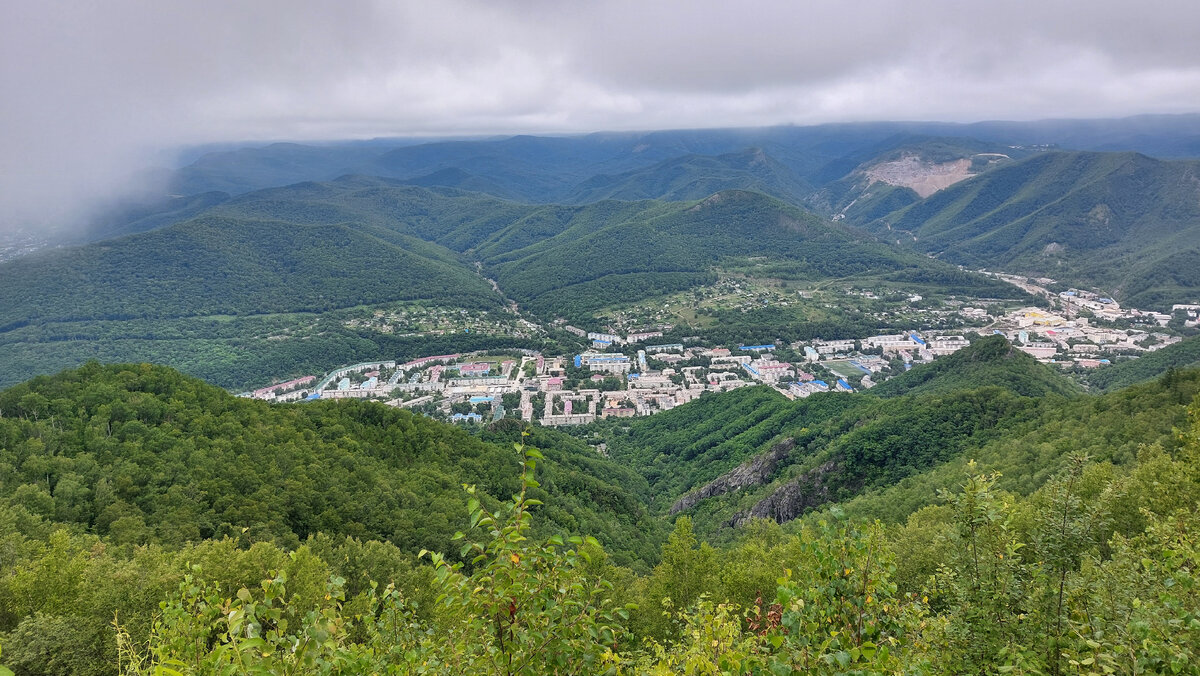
[869,334,1081,398]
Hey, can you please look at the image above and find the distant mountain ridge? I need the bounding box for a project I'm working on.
[852,150,1200,308]
[0,178,1022,386]
[164,114,1200,200]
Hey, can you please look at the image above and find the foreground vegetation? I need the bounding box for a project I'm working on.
[0,362,1197,674]
[113,421,1200,674]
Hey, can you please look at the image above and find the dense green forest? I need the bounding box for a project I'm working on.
[591,338,1188,537]
[3,117,1200,673]
[852,151,1200,309]
[868,334,1081,398]
[0,178,1018,388]
[1,348,1197,673]
[565,148,813,205]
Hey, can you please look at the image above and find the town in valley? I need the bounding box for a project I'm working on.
[245,272,1199,426]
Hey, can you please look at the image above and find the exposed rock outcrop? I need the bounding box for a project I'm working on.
[669,439,795,515]
[728,459,842,527]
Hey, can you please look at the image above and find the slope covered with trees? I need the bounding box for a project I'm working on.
[0,213,499,327]
[855,151,1200,308]
[0,179,1017,387]
[869,334,1081,398]
[0,363,664,564]
[597,338,1183,538]
[1,361,1198,674]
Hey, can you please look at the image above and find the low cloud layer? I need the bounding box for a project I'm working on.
[4,0,1200,229]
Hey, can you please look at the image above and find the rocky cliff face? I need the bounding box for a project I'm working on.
[669,439,795,515]
[728,458,842,527]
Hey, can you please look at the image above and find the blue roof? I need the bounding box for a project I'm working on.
[306,392,321,400]
[836,379,853,391]
[739,344,774,350]
[812,380,829,387]
[909,333,926,345]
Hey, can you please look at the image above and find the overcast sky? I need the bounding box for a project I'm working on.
[4,0,1200,229]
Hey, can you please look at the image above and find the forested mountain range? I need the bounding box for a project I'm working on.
[2,340,1199,673]
[0,177,1021,388]
[61,114,1198,313]
[850,150,1200,308]
[6,116,1200,390]
[163,114,1200,199]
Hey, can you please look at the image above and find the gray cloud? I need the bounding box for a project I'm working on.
[4,0,1200,230]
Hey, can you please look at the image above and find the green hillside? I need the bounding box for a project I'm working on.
[210,178,979,315]
[861,150,1200,308]
[3,360,1199,674]
[0,179,1023,387]
[566,148,813,204]
[0,362,664,565]
[806,136,1030,222]
[0,213,499,327]
[869,334,1081,398]
[596,338,1152,538]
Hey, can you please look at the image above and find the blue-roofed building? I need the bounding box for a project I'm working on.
[812,380,829,388]
[305,392,322,400]
[909,333,926,346]
[738,344,775,352]
[574,355,583,368]
[836,379,854,392]
[451,413,483,423]
[469,396,495,404]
